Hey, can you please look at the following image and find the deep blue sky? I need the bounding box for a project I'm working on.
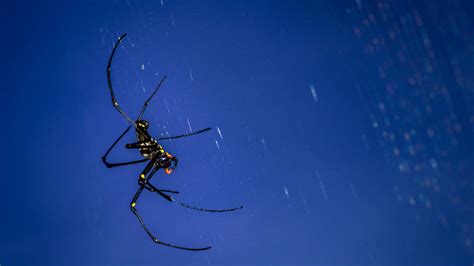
[2,0,473,265]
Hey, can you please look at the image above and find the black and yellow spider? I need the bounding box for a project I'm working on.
[102,33,242,251]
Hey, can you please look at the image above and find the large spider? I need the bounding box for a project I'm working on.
[102,33,243,251]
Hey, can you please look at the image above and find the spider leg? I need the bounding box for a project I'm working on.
[130,165,211,251]
[138,167,179,196]
[156,189,179,194]
[104,159,148,168]
[144,183,180,194]
[156,127,212,141]
[140,167,174,202]
[172,198,243,213]
[144,180,243,213]
[125,140,156,149]
[107,34,206,142]
[102,126,149,168]
[106,33,147,136]
[137,75,167,120]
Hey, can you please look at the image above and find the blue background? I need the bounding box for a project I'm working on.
[2,0,473,265]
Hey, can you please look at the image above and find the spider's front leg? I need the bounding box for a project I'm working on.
[135,157,175,202]
[130,160,211,251]
[145,186,180,194]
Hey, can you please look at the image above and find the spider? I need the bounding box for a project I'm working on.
[102,33,243,251]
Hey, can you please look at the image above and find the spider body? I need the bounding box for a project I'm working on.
[102,33,242,251]
[127,119,178,174]
[134,120,163,156]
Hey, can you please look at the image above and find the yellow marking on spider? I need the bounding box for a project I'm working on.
[140,174,145,179]
[131,202,136,207]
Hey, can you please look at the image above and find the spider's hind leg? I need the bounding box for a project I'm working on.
[137,75,167,120]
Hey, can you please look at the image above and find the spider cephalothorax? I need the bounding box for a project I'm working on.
[161,153,178,174]
[102,33,242,251]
